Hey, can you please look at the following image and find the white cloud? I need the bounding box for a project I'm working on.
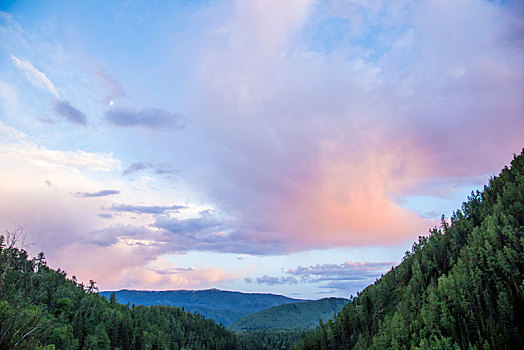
[0,122,120,172]
[10,54,60,98]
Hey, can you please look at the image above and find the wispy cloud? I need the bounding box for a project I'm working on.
[105,107,185,129]
[147,267,196,275]
[245,261,394,290]
[53,99,87,125]
[245,275,298,285]
[153,210,225,237]
[123,162,151,175]
[10,54,59,98]
[108,203,186,215]
[0,122,121,172]
[122,162,178,176]
[286,261,395,283]
[75,189,120,198]
[95,65,126,104]
[81,224,150,246]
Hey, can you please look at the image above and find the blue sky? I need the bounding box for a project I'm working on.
[0,0,523,299]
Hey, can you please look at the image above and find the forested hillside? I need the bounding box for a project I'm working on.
[100,289,303,326]
[229,298,348,332]
[301,150,524,349]
[0,234,243,349]
[2,149,523,349]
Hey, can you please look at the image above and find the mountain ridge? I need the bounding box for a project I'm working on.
[99,288,307,326]
[103,287,302,297]
[229,297,350,332]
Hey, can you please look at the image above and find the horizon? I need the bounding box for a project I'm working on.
[1,0,523,299]
[99,288,313,300]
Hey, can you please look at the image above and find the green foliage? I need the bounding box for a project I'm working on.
[229,298,349,332]
[238,329,303,350]
[0,234,244,349]
[300,149,524,349]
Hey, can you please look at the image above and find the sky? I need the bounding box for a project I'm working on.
[0,0,523,299]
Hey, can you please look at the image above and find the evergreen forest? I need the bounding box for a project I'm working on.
[300,150,524,349]
[1,149,523,349]
[0,237,242,349]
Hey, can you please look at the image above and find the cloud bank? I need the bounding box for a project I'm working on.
[177,0,524,251]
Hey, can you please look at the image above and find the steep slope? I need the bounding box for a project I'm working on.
[301,150,524,349]
[229,298,349,331]
[100,289,305,326]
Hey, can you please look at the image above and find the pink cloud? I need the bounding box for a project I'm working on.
[178,0,524,251]
[1,0,523,293]
[52,242,239,291]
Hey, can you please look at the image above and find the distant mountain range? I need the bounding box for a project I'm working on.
[99,288,305,326]
[229,297,350,331]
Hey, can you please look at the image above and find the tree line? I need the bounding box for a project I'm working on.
[0,227,303,350]
[0,227,247,349]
